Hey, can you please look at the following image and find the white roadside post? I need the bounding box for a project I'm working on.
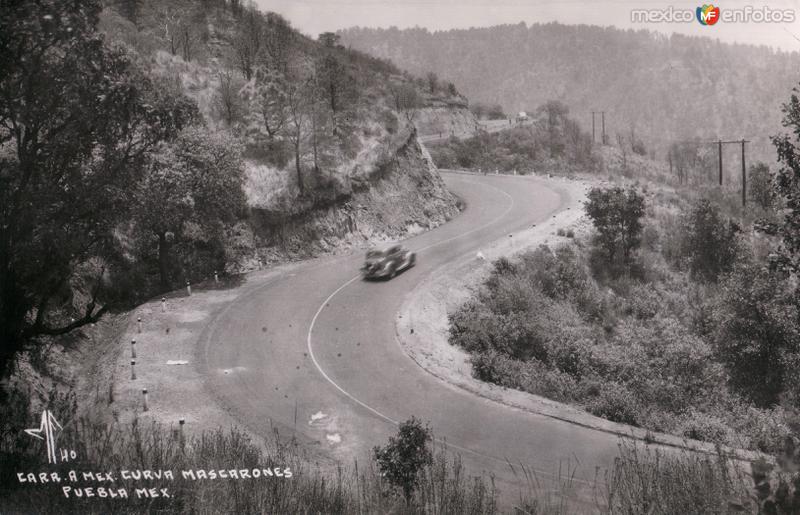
[214,270,219,284]
[179,418,185,448]
[142,388,149,412]
[137,316,142,333]
[130,339,136,359]
[131,360,136,380]
[161,297,166,313]
[186,280,192,296]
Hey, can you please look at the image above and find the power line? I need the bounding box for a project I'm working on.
[672,138,750,207]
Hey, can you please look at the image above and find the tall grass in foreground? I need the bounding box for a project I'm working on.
[0,416,499,514]
[605,442,752,515]
[0,411,768,514]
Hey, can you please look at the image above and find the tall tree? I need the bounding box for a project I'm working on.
[214,69,244,127]
[0,0,197,374]
[749,162,776,211]
[389,82,421,122]
[316,32,354,127]
[264,12,293,73]
[585,186,645,266]
[251,68,287,139]
[135,128,246,288]
[232,3,262,80]
[537,101,569,158]
[425,71,438,94]
[771,87,800,277]
[284,82,309,195]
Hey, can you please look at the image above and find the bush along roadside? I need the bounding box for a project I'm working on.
[449,185,800,456]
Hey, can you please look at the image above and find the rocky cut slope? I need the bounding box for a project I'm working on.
[98,0,464,267]
[246,124,461,264]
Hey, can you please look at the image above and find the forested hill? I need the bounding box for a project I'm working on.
[0,0,464,374]
[340,23,800,162]
[100,0,465,209]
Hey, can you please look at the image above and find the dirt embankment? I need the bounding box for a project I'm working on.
[246,131,461,266]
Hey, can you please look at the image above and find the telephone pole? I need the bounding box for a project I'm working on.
[601,111,606,145]
[676,137,751,207]
[741,139,747,207]
[713,138,749,206]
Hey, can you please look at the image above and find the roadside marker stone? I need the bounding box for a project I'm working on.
[161,298,166,313]
[137,317,142,333]
[142,388,149,411]
[186,280,192,296]
[131,360,136,380]
[131,339,136,359]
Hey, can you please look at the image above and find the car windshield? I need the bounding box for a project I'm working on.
[366,250,384,258]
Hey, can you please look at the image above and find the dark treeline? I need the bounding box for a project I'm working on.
[0,0,251,375]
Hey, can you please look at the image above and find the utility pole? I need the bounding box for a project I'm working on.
[591,112,596,143]
[741,139,747,208]
[713,139,750,205]
[601,111,606,145]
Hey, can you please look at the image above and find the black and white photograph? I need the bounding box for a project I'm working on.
[2,0,800,512]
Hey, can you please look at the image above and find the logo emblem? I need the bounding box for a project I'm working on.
[697,4,721,25]
[24,410,63,464]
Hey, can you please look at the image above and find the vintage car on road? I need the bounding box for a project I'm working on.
[361,245,416,279]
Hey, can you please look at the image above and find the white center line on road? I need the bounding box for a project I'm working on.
[304,175,597,484]
[306,175,515,427]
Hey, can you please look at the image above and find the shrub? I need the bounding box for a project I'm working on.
[749,162,776,211]
[678,410,733,445]
[586,382,641,426]
[584,186,645,270]
[726,405,793,454]
[712,260,800,407]
[373,417,433,505]
[680,198,740,282]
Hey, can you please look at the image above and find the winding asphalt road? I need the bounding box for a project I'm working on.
[200,172,620,506]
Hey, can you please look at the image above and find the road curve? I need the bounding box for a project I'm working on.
[200,172,620,504]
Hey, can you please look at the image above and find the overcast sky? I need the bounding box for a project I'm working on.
[259,0,800,52]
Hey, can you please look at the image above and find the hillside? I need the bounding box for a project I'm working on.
[97,0,468,268]
[0,0,470,378]
[340,23,800,165]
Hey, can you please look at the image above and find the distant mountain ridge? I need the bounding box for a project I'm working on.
[340,23,800,163]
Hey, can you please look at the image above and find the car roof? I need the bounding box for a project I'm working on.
[368,245,404,255]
